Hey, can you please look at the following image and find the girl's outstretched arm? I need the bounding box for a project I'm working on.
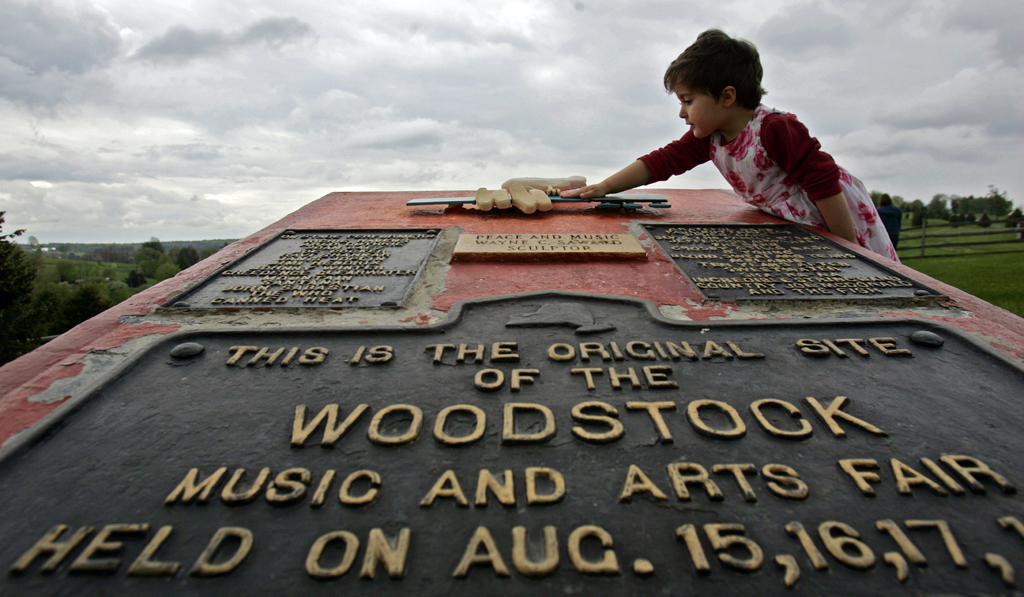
[560,161,651,199]
[816,192,858,244]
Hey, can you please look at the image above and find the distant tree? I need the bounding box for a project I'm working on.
[98,244,133,263]
[983,186,1013,217]
[29,286,66,337]
[55,260,79,283]
[0,212,38,364]
[60,283,109,331]
[127,270,148,288]
[177,246,201,269]
[141,237,164,254]
[908,199,926,214]
[927,195,950,220]
[134,246,166,278]
[1006,208,1023,228]
[27,245,43,270]
[154,262,180,281]
[201,246,220,259]
[978,213,992,228]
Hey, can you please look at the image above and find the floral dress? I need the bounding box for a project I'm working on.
[710,105,899,262]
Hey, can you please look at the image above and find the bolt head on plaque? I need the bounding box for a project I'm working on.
[169,342,205,358]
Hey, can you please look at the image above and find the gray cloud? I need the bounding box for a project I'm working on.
[0,0,121,74]
[134,17,316,64]
[871,65,1024,137]
[754,2,853,55]
[139,144,225,162]
[0,0,1021,243]
[946,0,1024,65]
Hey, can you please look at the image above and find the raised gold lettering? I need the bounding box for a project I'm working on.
[619,464,668,502]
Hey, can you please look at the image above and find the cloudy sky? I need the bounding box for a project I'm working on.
[2,0,1022,243]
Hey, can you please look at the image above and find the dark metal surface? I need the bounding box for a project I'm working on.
[642,223,942,301]
[167,229,440,309]
[3,292,1023,596]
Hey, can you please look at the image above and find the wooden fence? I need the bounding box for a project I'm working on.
[898,219,1024,258]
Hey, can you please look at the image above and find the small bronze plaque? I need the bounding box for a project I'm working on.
[3,293,1023,596]
[642,224,941,301]
[168,229,440,309]
[452,233,646,261]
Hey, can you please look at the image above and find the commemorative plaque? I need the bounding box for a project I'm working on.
[4,292,1024,596]
[642,224,940,301]
[168,229,440,309]
[452,233,647,262]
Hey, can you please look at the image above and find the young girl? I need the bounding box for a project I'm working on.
[561,29,899,262]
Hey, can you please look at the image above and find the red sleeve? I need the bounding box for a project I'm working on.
[638,131,712,184]
[761,113,842,201]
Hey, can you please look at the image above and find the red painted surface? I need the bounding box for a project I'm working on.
[1,189,1022,447]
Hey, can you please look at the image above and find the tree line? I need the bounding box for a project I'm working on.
[0,212,230,365]
[872,186,1023,228]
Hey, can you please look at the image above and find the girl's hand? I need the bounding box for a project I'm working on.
[561,183,608,199]
[560,161,650,199]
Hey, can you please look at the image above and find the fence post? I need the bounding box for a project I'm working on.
[920,216,927,258]
[1017,221,1023,241]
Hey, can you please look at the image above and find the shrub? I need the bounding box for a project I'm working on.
[154,262,180,281]
[127,270,147,288]
[1006,208,1023,228]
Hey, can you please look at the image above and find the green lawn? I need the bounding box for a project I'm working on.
[901,252,1024,317]
[893,220,1024,317]
[36,256,142,285]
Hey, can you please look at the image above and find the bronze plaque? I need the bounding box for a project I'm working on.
[3,293,1023,596]
[168,229,440,309]
[641,224,941,301]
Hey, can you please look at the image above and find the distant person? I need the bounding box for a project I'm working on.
[561,29,899,262]
[876,194,902,249]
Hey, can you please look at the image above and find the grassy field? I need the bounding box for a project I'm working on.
[897,221,1024,317]
[902,253,1024,317]
[36,256,144,285]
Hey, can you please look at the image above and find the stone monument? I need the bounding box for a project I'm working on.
[1,189,1023,596]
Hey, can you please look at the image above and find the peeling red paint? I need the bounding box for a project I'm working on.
[0,361,81,446]
[685,304,739,321]
[0,396,73,448]
[0,311,181,445]
[398,314,433,325]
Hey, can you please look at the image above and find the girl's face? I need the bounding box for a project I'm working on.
[674,84,728,139]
